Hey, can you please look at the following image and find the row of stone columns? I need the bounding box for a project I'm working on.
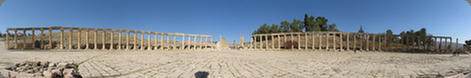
[5,28,54,49]
[5,27,214,50]
[248,32,388,51]
[432,37,454,52]
[247,32,461,52]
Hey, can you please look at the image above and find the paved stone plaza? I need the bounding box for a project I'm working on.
[1,47,471,78]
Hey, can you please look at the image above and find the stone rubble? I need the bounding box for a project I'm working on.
[4,61,82,78]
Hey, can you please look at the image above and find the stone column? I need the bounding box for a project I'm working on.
[187,35,191,50]
[68,29,72,49]
[148,32,152,50]
[447,38,451,51]
[126,31,130,50]
[340,32,343,51]
[167,33,170,50]
[362,33,366,51]
[333,32,336,51]
[102,30,106,50]
[278,34,281,49]
[319,32,322,50]
[284,34,288,49]
[445,38,449,51]
[262,35,265,49]
[199,35,203,49]
[77,29,81,49]
[201,36,204,49]
[297,33,301,50]
[433,37,437,51]
[269,34,275,49]
[118,31,122,50]
[49,28,52,49]
[260,35,263,49]
[449,38,452,51]
[14,30,18,49]
[353,33,356,51]
[254,35,257,49]
[250,36,253,49]
[94,29,98,50]
[260,35,264,49]
[456,38,459,51]
[304,33,308,50]
[346,33,349,51]
[259,35,263,49]
[160,33,164,50]
[109,30,114,50]
[365,34,369,51]
[22,30,26,50]
[193,35,197,50]
[181,34,185,50]
[371,34,375,51]
[262,34,265,49]
[173,34,177,50]
[312,32,315,50]
[264,35,268,50]
[326,32,330,50]
[85,29,89,49]
[140,32,144,50]
[379,35,382,51]
[265,34,269,49]
[439,37,442,51]
[267,34,275,49]
[154,32,158,50]
[252,35,257,49]
[39,29,44,49]
[205,36,209,49]
[6,30,10,49]
[133,32,137,50]
[32,29,36,49]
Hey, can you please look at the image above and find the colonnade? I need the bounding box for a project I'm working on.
[5,27,215,50]
[430,36,455,52]
[247,32,458,52]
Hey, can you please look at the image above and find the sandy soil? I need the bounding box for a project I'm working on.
[0,42,471,78]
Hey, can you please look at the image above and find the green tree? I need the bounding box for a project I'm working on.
[280,21,290,32]
[252,24,271,34]
[309,16,319,31]
[290,19,302,32]
[270,24,282,33]
[315,16,328,31]
[304,13,310,31]
[328,24,339,32]
[415,28,427,47]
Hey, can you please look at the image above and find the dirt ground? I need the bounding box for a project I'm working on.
[1,42,471,78]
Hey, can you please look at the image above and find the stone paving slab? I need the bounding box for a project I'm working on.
[1,50,471,78]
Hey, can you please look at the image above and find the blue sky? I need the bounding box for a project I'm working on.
[0,0,470,43]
